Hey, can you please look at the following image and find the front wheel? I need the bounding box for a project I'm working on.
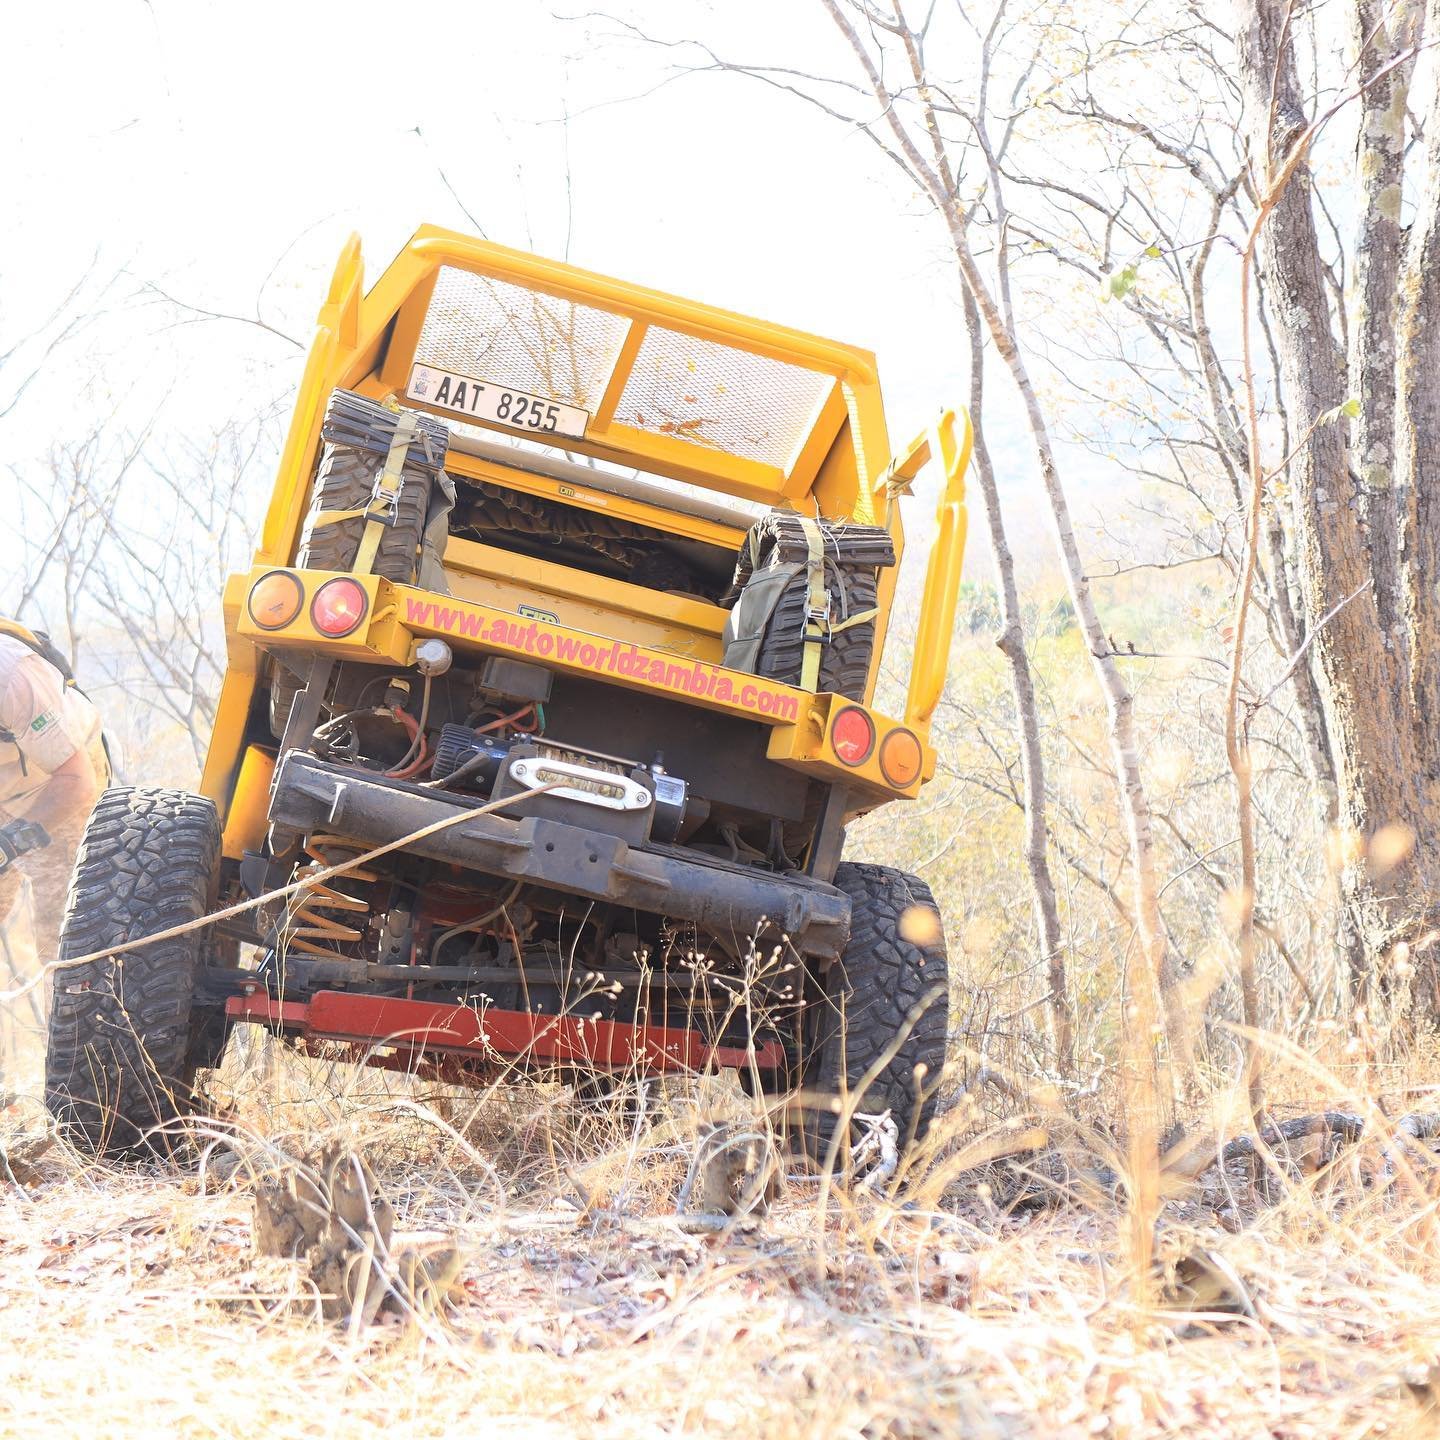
[45,787,222,1156]
[806,863,950,1160]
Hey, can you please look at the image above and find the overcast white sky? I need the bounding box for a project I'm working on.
[0,0,1058,593]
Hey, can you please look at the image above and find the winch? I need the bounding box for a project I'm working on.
[427,725,688,844]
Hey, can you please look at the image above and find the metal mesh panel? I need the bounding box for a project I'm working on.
[414,266,629,412]
[613,328,834,469]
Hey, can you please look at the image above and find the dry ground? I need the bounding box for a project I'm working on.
[2,1038,1440,1439]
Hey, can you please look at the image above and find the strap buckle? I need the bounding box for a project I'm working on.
[366,470,402,527]
[805,597,832,635]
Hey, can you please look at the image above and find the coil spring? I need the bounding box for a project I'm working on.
[277,838,378,959]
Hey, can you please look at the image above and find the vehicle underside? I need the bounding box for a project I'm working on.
[230,652,852,1090]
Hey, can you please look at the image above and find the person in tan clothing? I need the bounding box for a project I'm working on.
[0,627,110,1068]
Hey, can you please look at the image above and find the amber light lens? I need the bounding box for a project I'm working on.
[247,571,304,630]
[310,577,368,638]
[879,727,923,788]
[830,705,876,766]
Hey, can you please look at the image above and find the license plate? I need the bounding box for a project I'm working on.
[406,363,589,440]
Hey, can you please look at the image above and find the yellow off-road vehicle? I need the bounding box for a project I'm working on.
[44,228,971,1157]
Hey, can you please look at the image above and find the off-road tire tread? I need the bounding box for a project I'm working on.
[814,862,949,1149]
[44,787,220,1155]
[267,657,303,740]
[296,445,430,584]
[753,567,877,700]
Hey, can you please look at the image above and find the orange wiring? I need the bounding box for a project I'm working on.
[387,741,433,780]
[386,702,535,782]
[476,704,535,735]
[385,706,432,778]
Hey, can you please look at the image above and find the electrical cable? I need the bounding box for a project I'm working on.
[430,881,525,955]
[385,675,433,778]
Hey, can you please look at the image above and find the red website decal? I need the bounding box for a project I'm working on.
[404,597,800,722]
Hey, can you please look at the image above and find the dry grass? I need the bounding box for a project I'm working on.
[2,1035,1439,1440]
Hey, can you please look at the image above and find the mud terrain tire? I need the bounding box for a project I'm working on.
[45,787,221,1156]
[808,863,950,1158]
[267,656,304,741]
[296,443,430,583]
[752,566,878,700]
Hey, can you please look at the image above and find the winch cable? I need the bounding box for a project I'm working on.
[0,781,559,1007]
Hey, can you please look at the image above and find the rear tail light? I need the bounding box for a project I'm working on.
[878,727,922,788]
[310,577,368,638]
[247,571,304,630]
[830,705,876,766]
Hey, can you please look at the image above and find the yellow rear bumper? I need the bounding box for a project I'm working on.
[214,566,931,805]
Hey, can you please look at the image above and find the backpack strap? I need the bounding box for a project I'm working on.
[0,618,112,778]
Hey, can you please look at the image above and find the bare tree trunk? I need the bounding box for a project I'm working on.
[1351,0,1422,659]
[1235,0,1430,984]
[1188,177,1341,829]
[1261,512,1339,824]
[962,286,1073,1075]
[1397,0,1440,747]
[819,12,1180,1278]
[1227,190,1309,1121]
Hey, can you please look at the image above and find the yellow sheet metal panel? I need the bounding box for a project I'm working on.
[256,237,364,568]
[391,581,802,723]
[233,568,807,726]
[220,745,277,860]
[782,382,849,501]
[376,267,440,392]
[443,538,727,661]
[199,575,264,812]
[199,669,260,815]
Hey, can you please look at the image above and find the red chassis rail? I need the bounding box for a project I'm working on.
[226,989,787,1074]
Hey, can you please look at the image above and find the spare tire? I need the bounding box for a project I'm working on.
[296,443,431,584]
[723,513,894,701]
[752,563,878,700]
[295,390,451,584]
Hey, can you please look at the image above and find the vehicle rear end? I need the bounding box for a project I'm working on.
[44,227,971,1159]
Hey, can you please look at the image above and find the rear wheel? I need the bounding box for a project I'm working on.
[45,787,223,1156]
[805,862,950,1160]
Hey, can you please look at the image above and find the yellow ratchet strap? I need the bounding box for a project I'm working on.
[352,412,419,575]
[308,505,368,526]
[798,516,829,693]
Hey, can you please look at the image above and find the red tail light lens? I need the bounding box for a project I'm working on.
[830,705,876,766]
[879,727,923,788]
[310,577,368,638]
